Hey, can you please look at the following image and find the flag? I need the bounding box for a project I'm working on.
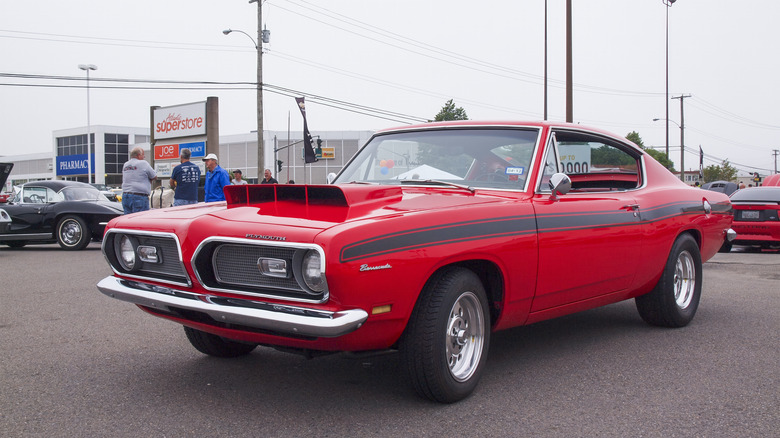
[699,146,704,180]
[295,97,318,164]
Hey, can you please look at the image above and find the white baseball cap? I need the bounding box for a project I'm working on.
[202,153,218,161]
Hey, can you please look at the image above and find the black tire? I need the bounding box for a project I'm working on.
[56,215,91,250]
[636,234,702,327]
[5,241,27,248]
[718,240,732,253]
[183,326,258,358]
[400,267,490,403]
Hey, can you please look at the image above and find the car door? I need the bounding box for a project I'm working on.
[530,129,646,312]
[7,186,55,235]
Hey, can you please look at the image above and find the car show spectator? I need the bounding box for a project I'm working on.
[121,146,156,214]
[261,168,278,184]
[231,169,248,185]
[169,148,201,206]
[202,153,230,202]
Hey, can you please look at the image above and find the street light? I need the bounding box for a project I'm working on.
[78,64,97,184]
[662,0,677,159]
[223,0,269,182]
[653,117,685,181]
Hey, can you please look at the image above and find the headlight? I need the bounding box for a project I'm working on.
[116,235,139,271]
[301,250,326,293]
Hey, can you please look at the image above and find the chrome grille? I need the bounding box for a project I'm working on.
[213,244,299,290]
[102,229,190,287]
[136,236,184,277]
[192,237,327,303]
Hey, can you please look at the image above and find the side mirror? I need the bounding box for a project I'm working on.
[548,173,571,201]
[326,172,337,184]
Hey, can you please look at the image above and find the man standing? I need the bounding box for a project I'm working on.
[261,168,279,184]
[169,148,201,206]
[121,146,156,214]
[202,153,230,202]
[231,169,248,185]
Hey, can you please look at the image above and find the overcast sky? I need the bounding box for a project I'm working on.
[2,0,779,176]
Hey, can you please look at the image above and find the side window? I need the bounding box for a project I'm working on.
[47,188,64,203]
[554,130,641,191]
[22,187,47,204]
[538,133,560,192]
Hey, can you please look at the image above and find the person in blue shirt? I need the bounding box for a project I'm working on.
[169,148,201,206]
[202,153,230,202]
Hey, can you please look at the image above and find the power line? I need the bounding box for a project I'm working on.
[0,72,429,124]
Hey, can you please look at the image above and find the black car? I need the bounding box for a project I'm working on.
[0,180,123,250]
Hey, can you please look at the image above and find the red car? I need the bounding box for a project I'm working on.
[97,121,734,402]
[722,186,780,251]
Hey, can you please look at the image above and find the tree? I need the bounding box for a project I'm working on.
[434,99,468,121]
[702,160,738,183]
[626,131,645,149]
[625,131,675,171]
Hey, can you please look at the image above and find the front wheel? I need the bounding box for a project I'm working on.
[57,215,91,250]
[636,234,702,327]
[183,326,258,358]
[400,267,490,403]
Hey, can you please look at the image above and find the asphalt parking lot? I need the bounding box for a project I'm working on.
[0,243,777,437]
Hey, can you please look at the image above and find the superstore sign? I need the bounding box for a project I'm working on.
[153,102,206,140]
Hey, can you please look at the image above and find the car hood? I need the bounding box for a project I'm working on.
[0,163,13,189]
[107,184,511,241]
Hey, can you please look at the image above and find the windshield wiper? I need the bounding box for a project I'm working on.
[399,179,475,193]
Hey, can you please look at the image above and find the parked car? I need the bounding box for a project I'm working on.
[96,121,734,402]
[702,180,739,195]
[762,174,780,187]
[0,180,123,250]
[90,183,119,202]
[721,186,780,252]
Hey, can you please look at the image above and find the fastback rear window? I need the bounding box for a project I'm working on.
[730,188,780,202]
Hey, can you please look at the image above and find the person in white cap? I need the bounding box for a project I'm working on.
[202,153,230,202]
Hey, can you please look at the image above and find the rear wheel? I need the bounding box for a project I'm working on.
[636,234,702,327]
[183,326,258,358]
[400,267,490,403]
[57,215,91,250]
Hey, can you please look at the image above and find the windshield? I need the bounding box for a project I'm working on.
[334,128,539,190]
[61,186,109,201]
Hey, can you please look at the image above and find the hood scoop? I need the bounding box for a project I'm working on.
[224,184,403,217]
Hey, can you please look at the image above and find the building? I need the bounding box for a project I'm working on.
[1,125,372,191]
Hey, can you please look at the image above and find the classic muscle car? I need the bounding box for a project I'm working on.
[97,121,734,402]
[0,180,123,250]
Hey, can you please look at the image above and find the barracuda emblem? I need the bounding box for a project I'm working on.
[246,234,287,241]
[360,263,392,272]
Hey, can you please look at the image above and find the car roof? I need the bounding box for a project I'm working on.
[22,180,95,192]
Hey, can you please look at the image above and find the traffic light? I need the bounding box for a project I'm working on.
[753,172,761,183]
[277,160,283,172]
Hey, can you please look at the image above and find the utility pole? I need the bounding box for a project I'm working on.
[565,0,573,123]
[672,94,691,182]
[773,149,779,174]
[250,0,264,182]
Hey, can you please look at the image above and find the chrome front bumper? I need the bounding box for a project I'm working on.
[97,276,368,338]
